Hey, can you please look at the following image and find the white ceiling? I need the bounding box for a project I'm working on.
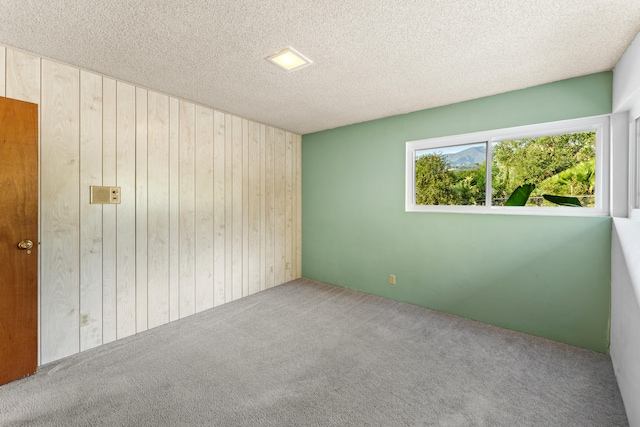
[1,1,639,135]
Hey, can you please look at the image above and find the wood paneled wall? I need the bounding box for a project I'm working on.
[0,46,302,365]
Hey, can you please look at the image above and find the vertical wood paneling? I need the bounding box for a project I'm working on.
[147,91,170,329]
[232,116,243,301]
[259,125,267,291]
[0,46,5,97]
[0,44,302,365]
[169,98,180,321]
[274,129,286,286]
[290,132,296,279]
[79,70,103,351]
[135,87,148,333]
[224,114,234,301]
[213,111,226,306]
[248,121,261,295]
[285,132,294,282]
[102,77,117,344]
[242,119,250,297]
[116,81,137,339]
[265,126,276,289]
[295,134,302,279]
[195,105,214,312]
[5,49,40,103]
[40,59,80,364]
[178,101,196,317]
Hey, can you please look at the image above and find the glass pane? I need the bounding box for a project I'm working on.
[415,142,487,205]
[635,118,640,209]
[491,131,596,207]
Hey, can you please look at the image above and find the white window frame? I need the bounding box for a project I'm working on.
[406,115,610,216]
[628,103,640,219]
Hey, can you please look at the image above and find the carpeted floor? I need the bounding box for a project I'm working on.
[0,278,628,426]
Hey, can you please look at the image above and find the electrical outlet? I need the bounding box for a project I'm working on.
[80,313,90,327]
[389,274,396,285]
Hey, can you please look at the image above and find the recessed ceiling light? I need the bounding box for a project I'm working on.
[266,47,312,72]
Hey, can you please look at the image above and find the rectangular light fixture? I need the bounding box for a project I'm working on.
[266,47,312,72]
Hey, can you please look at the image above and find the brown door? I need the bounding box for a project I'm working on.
[0,96,38,386]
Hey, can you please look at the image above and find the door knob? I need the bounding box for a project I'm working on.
[17,240,33,250]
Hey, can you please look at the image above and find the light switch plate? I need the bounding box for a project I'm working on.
[90,186,121,204]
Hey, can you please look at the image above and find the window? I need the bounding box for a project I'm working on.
[406,116,609,215]
[629,104,640,219]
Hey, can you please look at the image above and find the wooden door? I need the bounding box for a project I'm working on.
[0,96,38,386]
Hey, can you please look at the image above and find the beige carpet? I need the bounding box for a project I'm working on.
[0,278,628,426]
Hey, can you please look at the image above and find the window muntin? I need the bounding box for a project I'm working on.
[406,116,609,215]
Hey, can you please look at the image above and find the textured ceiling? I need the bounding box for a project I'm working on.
[0,1,639,134]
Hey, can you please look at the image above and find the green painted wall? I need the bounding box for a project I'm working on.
[302,72,613,353]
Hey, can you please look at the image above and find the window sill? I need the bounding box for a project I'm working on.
[406,204,610,217]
